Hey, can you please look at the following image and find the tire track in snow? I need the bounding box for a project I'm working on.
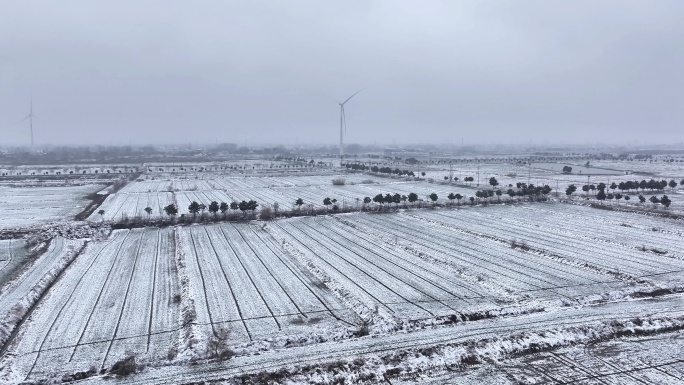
[548,352,612,385]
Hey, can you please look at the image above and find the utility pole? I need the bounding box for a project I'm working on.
[587,174,591,196]
[449,162,453,184]
[528,163,531,186]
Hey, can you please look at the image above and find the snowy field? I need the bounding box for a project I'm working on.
[0,225,357,382]
[0,161,683,384]
[90,174,475,220]
[2,200,683,382]
[0,239,29,286]
[0,185,102,229]
[3,229,181,380]
[419,159,684,192]
[65,293,684,385]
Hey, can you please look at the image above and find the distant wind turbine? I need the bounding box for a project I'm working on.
[20,97,35,150]
[337,89,363,166]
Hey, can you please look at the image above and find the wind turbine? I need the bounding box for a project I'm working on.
[20,97,35,151]
[337,89,362,166]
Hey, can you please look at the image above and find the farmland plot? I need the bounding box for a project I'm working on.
[91,174,475,220]
[339,213,628,302]
[4,229,180,380]
[504,329,684,384]
[93,191,174,221]
[410,205,684,285]
[268,217,499,320]
[0,239,29,286]
[0,185,102,229]
[176,223,357,346]
[0,238,83,318]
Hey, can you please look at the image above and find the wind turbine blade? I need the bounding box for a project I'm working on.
[20,115,31,122]
[341,88,363,105]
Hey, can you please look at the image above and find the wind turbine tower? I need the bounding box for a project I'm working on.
[337,89,362,166]
[21,97,35,151]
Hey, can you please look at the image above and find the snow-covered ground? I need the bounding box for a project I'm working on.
[0,185,102,229]
[69,293,684,385]
[0,163,683,384]
[2,201,683,383]
[0,239,29,286]
[90,174,476,220]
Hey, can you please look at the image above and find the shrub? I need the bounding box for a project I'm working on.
[206,329,233,361]
[259,206,273,220]
[108,355,137,376]
[332,178,346,186]
[353,320,371,337]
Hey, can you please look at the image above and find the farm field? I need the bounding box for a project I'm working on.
[175,224,357,346]
[0,224,357,382]
[70,293,684,385]
[1,167,683,384]
[271,204,684,308]
[409,205,684,285]
[0,239,29,286]
[503,329,684,384]
[268,217,499,320]
[0,238,83,317]
[0,185,102,229]
[90,174,475,220]
[420,159,684,195]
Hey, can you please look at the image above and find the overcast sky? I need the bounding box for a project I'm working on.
[1,1,683,147]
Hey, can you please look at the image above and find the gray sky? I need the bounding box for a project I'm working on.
[1,1,683,146]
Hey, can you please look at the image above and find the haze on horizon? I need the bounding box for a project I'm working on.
[1,1,683,147]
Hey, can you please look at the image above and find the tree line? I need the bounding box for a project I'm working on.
[343,163,415,177]
[564,180,676,209]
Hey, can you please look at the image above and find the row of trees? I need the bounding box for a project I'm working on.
[565,183,673,209]
[468,183,553,204]
[576,179,682,195]
[343,162,416,177]
[311,192,438,212]
[154,200,261,220]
